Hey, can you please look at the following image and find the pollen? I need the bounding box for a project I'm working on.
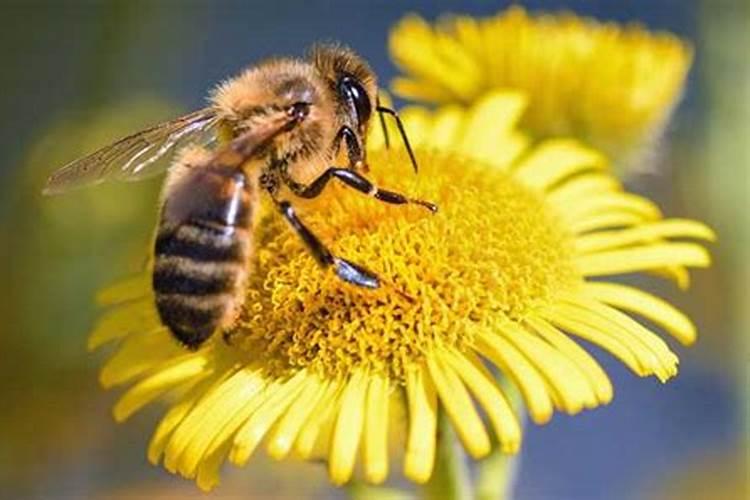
[235,149,578,381]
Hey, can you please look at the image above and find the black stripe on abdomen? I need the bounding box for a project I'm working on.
[154,222,245,262]
[155,293,228,349]
[152,221,246,349]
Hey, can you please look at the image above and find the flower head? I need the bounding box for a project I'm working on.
[389,7,693,166]
[91,92,712,490]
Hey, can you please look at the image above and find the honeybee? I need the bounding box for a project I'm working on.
[44,44,436,349]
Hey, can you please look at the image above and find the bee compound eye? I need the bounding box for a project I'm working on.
[339,76,371,126]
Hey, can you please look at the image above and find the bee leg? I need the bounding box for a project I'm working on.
[292,168,438,213]
[333,125,367,172]
[276,200,380,289]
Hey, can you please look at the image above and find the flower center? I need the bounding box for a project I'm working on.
[234,149,579,381]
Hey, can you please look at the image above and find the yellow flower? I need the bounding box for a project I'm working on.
[90,92,712,491]
[389,7,693,166]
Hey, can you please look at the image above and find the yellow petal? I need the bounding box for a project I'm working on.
[229,369,308,466]
[88,299,159,351]
[362,373,390,484]
[171,366,267,478]
[428,105,466,149]
[513,139,605,191]
[541,306,646,376]
[195,441,231,492]
[576,242,711,276]
[547,174,621,207]
[266,376,328,460]
[113,353,211,422]
[444,350,521,452]
[499,321,596,413]
[575,219,716,254]
[560,296,678,382]
[584,281,696,344]
[562,193,661,225]
[569,212,645,234]
[148,376,218,465]
[294,381,344,459]
[99,328,179,388]
[426,354,491,458]
[95,275,149,306]
[525,316,613,404]
[404,364,438,484]
[475,330,554,424]
[329,370,368,485]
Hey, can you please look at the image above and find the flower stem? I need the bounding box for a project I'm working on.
[347,481,412,500]
[421,411,472,500]
[476,380,525,500]
[475,449,519,500]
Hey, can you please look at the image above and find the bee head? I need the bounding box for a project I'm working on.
[310,44,377,135]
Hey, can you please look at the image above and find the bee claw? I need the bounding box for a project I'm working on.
[333,257,380,289]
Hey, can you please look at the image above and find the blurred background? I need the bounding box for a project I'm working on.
[0,1,746,498]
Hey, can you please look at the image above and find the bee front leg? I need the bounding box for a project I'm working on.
[275,200,380,289]
[332,125,368,172]
[291,167,437,213]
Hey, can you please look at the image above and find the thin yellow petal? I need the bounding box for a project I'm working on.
[398,106,435,147]
[584,281,696,344]
[569,212,645,234]
[458,92,528,168]
[362,373,390,484]
[171,366,267,478]
[161,367,241,473]
[445,350,522,452]
[513,139,605,191]
[95,275,149,306]
[148,376,218,465]
[540,307,646,376]
[329,370,368,486]
[229,369,309,466]
[427,354,491,458]
[293,381,344,460]
[575,219,716,254]
[88,299,159,351]
[562,193,661,224]
[548,301,674,380]
[266,376,328,460]
[100,328,178,388]
[195,441,231,492]
[499,322,596,413]
[562,295,679,381]
[428,105,466,148]
[525,316,613,404]
[113,353,211,422]
[576,243,711,276]
[548,174,621,207]
[475,330,554,424]
[648,265,691,290]
[404,364,438,484]
[391,77,457,103]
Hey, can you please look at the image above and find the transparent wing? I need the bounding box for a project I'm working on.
[43,108,218,195]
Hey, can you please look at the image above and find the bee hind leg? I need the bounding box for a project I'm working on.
[276,200,379,289]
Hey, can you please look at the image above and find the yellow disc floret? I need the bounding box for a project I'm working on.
[235,149,578,381]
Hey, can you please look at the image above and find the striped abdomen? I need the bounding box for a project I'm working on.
[153,165,253,349]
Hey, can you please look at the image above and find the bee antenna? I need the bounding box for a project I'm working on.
[376,105,419,174]
[376,96,391,149]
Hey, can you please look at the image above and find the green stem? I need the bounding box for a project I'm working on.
[421,411,472,500]
[476,380,525,500]
[347,481,413,500]
[475,448,520,500]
